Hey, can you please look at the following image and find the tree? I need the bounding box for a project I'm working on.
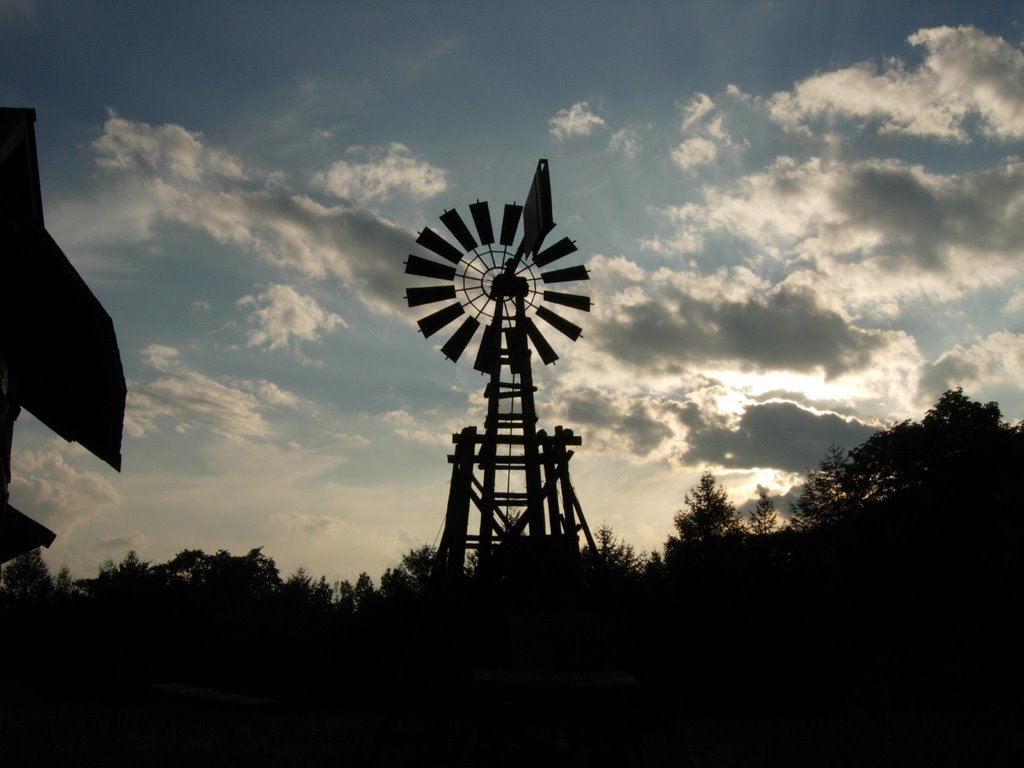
[282,566,333,611]
[789,444,855,531]
[153,548,211,589]
[336,572,378,614]
[673,471,743,544]
[846,388,1023,506]
[749,488,778,535]
[53,565,78,600]
[583,522,645,582]
[334,578,357,616]
[199,547,280,604]
[1,547,53,604]
[379,545,437,602]
[88,550,153,601]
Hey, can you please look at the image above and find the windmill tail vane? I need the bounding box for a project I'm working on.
[403,160,595,582]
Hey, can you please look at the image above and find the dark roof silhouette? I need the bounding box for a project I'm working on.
[1,107,126,564]
[1,108,125,470]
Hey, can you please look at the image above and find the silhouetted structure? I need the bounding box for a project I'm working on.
[404,160,595,583]
[0,108,125,565]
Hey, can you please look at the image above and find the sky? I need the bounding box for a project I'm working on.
[2,1,1022,582]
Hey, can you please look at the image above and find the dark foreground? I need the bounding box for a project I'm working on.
[4,678,1022,767]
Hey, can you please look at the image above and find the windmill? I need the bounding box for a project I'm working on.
[404,160,596,583]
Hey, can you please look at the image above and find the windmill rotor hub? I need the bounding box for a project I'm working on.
[489,272,530,300]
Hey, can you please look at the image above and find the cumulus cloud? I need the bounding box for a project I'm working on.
[238,283,346,363]
[671,137,718,172]
[559,388,675,459]
[919,332,1024,401]
[682,400,877,472]
[670,92,746,173]
[311,143,449,204]
[642,155,1024,316]
[768,26,1024,141]
[73,114,417,316]
[10,442,121,537]
[549,101,606,141]
[94,111,245,181]
[125,344,302,441]
[586,255,896,379]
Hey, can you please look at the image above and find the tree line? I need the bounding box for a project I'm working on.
[2,388,1022,712]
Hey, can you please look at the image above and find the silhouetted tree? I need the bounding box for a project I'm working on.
[282,566,333,611]
[153,548,211,588]
[583,522,645,582]
[339,571,377,614]
[334,578,357,616]
[748,488,778,535]
[672,470,743,545]
[846,388,1023,506]
[89,550,153,603]
[53,564,77,600]
[378,544,436,600]
[217,547,280,599]
[789,444,855,531]
[1,547,53,604]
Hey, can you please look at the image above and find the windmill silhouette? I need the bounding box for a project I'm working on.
[404,160,596,582]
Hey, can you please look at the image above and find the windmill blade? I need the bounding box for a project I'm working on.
[405,254,456,281]
[406,285,457,307]
[440,208,478,251]
[524,317,559,365]
[522,159,554,256]
[441,316,480,362]
[500,203,522,246]
[540,265,590,284]
[417,302,464,338]
[473,322,501,373]
[470,200,494,245]
[543,291,591,312]
[416,227,463,264]
[533,237,577,268]
[536,305,583,341]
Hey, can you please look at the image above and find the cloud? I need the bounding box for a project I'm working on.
[682,400,878,472]
[10,441,121,538]
[919,332,1024,401]
[94,110,245,181]
[609,126,643,158]
[768,26,1024,141]
[68,115,417,316]
[125,344,302,441]
[549,101,606,141]
[587,256,895,379]
[670,92,746,173]
[680,92,716,130]
[238,283,346,363]
[642,155,1024,316]
[671,137,718,172]
[272,510,345,537]
[311,143,449,204]
[559,388,675,459]
[93,531,149,552]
